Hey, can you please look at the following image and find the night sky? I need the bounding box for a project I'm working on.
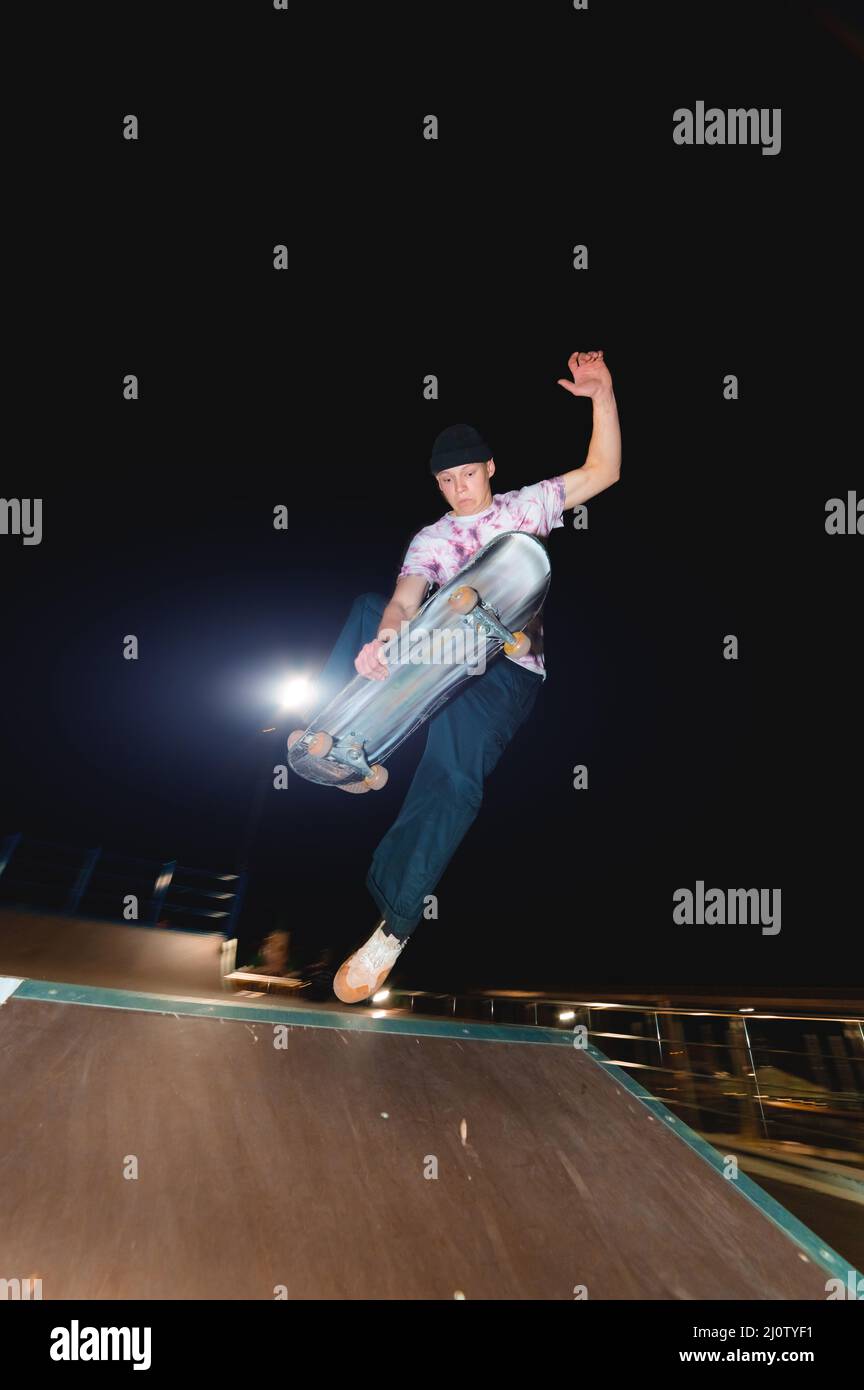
[3,1,860,995]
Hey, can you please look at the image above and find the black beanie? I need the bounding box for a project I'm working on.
[430,423,492,476]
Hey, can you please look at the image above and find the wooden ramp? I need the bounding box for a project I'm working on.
[0,978,855,1300]
[0,908,228,997]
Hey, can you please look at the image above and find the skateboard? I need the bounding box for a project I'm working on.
[287,529,551,792]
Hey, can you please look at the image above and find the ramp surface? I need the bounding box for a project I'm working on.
[0,979,854,1300]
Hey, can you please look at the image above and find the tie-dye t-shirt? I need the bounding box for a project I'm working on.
[396,476,566,680]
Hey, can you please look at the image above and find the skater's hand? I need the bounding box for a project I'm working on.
[355,637,390,681]
[557,349,612,400]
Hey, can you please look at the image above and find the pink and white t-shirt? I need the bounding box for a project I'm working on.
[396,476,566,680]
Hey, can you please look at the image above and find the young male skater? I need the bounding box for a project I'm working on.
[319,349,621,1002]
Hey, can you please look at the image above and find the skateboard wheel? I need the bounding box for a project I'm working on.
[338,778,372,794]
[448,585,478,614]
[287,729,305,749]
[365,764,389,790]
[503,631,531,658]
[306,731,333,758]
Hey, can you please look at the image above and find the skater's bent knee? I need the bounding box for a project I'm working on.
[441,769,483,812]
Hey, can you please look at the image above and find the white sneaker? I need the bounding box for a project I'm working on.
[333,919,407,1003]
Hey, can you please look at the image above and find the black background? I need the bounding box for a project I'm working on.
[4,0,861,993]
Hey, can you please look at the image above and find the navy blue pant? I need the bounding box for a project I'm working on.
[314,592,543,939]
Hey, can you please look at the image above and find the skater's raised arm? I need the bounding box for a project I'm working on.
[354,574,429,681]
[556,350,622,509]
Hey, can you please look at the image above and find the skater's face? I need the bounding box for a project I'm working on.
[437,460,495,515]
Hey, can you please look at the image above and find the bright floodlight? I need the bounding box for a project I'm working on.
[280,675,315,711]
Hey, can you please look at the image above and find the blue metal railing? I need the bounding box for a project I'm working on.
[0,833,247,937]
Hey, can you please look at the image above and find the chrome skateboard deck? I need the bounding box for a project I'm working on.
[287,530,551,791]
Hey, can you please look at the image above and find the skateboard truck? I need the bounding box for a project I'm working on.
[287,727,388,789]
[448,586,531,659]
[335,734,374,779]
